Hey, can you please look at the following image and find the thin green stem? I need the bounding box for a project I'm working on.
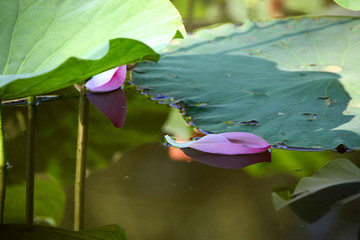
[26,96,36,224]
[187,0,195,29]
[74,87,89,231]
[0,101,7,224]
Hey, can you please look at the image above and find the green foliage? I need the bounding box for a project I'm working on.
[0,0,185,100]
[244,149,331,178]
[4,174,65,225]
[133,17,360,149]
[0,224,126,240]
[334,0,360,10]
[273,159,360,222]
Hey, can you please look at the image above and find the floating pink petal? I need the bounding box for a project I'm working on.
[182,148,271,169]
[165,132,271,155]
[85,65,126,92]
[86,88,127,128]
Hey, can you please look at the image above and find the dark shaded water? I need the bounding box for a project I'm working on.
[2,85,360,240]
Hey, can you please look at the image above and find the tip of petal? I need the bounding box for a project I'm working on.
[86,65,126,92]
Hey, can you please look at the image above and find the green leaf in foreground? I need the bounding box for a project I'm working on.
[0,0,185,100]
[4,174,65,225]
[0,224,126,240]
[133,17,360,149]
[334,0,360,10]
[272,159,360,222]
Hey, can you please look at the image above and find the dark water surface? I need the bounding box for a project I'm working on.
[3,85,360,240]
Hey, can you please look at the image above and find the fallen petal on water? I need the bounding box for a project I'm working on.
[181,148,271,169]
[165,132,271,155]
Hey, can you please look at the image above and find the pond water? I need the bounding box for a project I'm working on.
[2,85,360,240]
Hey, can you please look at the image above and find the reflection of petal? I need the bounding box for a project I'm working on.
[168,147,193,162]
[86,88,126,128]
[85,65,126,92]
[181,148,271,169]
[165,132,270,155]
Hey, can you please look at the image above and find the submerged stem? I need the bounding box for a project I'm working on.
[74,87,89,231]
[187,0,195,28]
[0,102,6,224]
[26,96,36,224]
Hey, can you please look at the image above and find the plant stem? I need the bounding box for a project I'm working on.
[74,87,89,231]
[26,96,36,224]
[0,102,6,224]
[187,0,195,28]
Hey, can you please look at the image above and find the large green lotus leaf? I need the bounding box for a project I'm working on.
[272,158,360,222]
[133,17,360,149]
[0,0,185,100]
[334,0,360,10]
[0,224,126,240]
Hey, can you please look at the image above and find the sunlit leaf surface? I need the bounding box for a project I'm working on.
[133,17,360,149]
[0,0,185,99]
[334,0,360,10]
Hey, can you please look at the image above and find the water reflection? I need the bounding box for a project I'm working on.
[273,159,360,223]
[86,88,127,128]
[2,85,360,240]
[59,142,360,240]
[181,148,271,169]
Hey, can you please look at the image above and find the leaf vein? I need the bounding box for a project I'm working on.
[2,0,21,75]
[16,1,65,74]
[33,1,108,73]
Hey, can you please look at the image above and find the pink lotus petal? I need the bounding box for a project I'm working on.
[86,65,126,92]
[182,148,271,169]
[165,132,271,155]
[213,132,270,148]
[86,88,127,128]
